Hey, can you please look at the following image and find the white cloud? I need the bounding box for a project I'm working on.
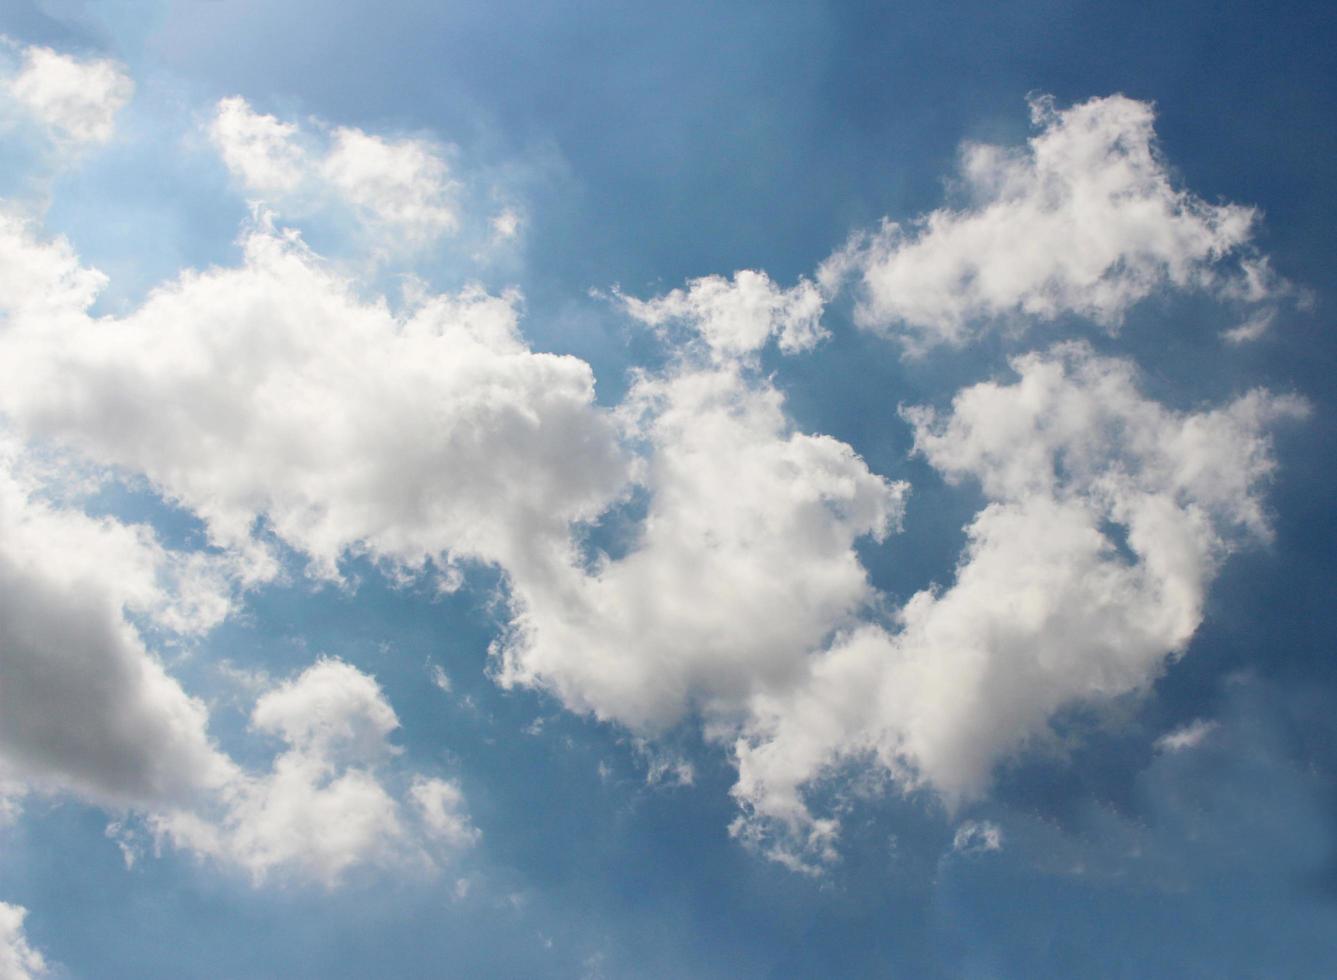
[0,433,471,887]
[154,659,478,887]
[495,360,906,732]
[209,96,307,195]
[251,656,400,763]
[0,210,106,317]
[411,776,480,849]
[0,783,22,828]
[490,208,521,241]
[1155,718,1219,753]
[823,94,1273,352]
[633,740,695,788]
[617,269,827,359]
[0,212,629,582]
[4,43,132,145]
[209,97,458,250]
[320,125,458,245]
[0,434,243,808]
[429,664,453,694]
[727,344,1305,867]
[0,208,900,865]
[952,820,1003,854]
[0,80,1310,881]
[1223,308,1275,345]
[0,903,47,980]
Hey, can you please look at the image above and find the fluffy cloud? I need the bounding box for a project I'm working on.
[616,269,827,358]
[411,775,481,849]
[0,432,472,887]
[0,202,560,884]
[822,95,1272,352]
[209,97,459,249]
[0,197,907,864]
[495,359,906,731]
[0,211,106,317]
[0,437,474,886]
[728,344,1305,867]
[0,434,242,808]
[0,64,1310,882]
[0,903,47,980]
[3,43,132,145]
[155,659,477,887]
[320,125,459,244]
[0,213,628,582]
[1,196,1300,875]
[209,96,306,195]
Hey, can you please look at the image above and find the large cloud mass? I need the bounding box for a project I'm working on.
[0,437,476,883]
[0,213,628,583]
[495,360,907,729]
[0,72,1308,883]
[729,345,1304,867]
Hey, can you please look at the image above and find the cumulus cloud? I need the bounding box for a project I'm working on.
[725,344,1304,866]
[0,434,244,807]
[0,212,628,582]
[0,903,47,980]
[320,125,459,244]
[494,360,906,731]
[0,195,907,867]
[0,68,1310,881]
[411,775,480,849]
[0,210,106,316]
[0,438,475,886]
[3,42,132,146]
[1,196,1300,875]
[155,659,477,887]
[209,97,458,249]
[822,94,1276,352]
[0,433,472,887]
[209,96,306,195]
[616,269,827,358]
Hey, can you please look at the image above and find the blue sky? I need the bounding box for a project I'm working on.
[0,2,1334,977]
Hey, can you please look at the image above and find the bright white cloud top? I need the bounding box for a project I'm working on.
[0,46,1310,933]
[616,269,828,358]
[821,95,1286,352]
[210,97,460,251]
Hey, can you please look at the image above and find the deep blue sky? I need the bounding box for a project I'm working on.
[1,2,1335,977]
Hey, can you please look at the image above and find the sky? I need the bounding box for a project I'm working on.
[0,1,1334,977]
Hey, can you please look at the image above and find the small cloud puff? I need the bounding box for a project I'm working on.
[952,820,1004,855]
[616,269,827,359]
[1155,718,1220,753]
[4,42,132,146]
